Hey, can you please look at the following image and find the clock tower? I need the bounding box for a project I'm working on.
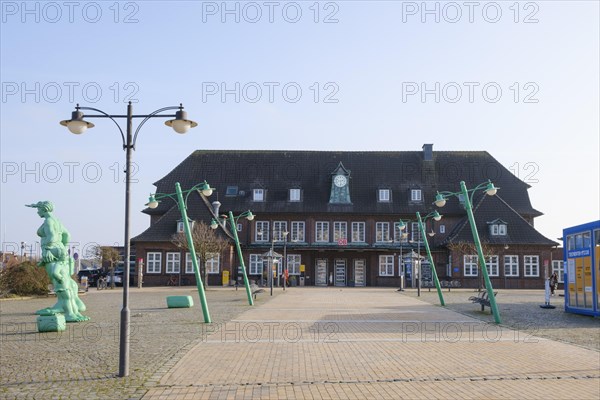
[329,162,351,204]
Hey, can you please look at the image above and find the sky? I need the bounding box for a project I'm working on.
[1,0,598,259]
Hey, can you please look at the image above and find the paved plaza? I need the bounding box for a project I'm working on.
[1,287,599,399]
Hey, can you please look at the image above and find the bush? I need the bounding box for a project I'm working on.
[0,261,51,296]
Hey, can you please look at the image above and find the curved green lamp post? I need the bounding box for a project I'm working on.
[211,211,255,306]
[398,210,445,306]
[147,181,214,323]
[434,180,501,324]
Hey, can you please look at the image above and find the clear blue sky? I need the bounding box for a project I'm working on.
[1,1,598,258]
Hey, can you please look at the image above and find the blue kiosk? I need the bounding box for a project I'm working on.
[563,220,600,317]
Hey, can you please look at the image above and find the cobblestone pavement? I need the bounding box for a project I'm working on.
[2,287,599,399]
[0,286,268,399]
[142,288,599,400]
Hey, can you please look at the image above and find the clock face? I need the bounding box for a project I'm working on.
[334,175,347,188]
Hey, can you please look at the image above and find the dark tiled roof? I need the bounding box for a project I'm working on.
[144,150,540,217]
[442,194,558,246]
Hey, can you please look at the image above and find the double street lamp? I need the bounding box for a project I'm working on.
[60,101,197,377]
[147,181,215,323]
[211,210,256,306]
[434,180,501,324]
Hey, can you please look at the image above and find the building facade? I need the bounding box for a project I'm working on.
[132,145,559,289]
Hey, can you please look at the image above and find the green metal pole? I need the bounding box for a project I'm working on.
[460,181,501,324]
[416,212,445,306]
[175,182,211,323]
[228,211,254,306]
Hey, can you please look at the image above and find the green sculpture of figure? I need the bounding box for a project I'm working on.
[26,201,89,322]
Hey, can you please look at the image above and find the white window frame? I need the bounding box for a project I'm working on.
[291,221,305,242]
[166,252,181,274]
[439,224,446,234]
[205,253,220,274]
[255,221,269,242]
[376,222,390,243]
[378,255,394,276]
[551,260,564,283]
[287,254,301,275]
[486,255,499,277]
[498,224,506,235]
[333,221,347,241]
[177,221,185,233]
[524,255,539,277]
[273,221,288,242]
[253,188,264,202]
[249,254,263,275]
[185,252,199,274]
[504,255,519,277]
[352,222,365,243]
[464,255,478,276]
[316,221,329,242]
[147,252,162,274]
[378,189,390,202]
[411,189,422,202]
[289,188,301,202]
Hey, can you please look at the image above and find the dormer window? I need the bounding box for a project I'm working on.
[410,189,422,202]
[177,219,194,233]
[488,219,507,236]
[253,188,265,202]
[225,186,238,196]
[378,189,391,202]
[289,188,301,202]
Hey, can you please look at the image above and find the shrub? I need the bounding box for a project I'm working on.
[0,261,51,296]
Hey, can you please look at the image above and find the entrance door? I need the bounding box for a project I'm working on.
[354,259,366,287]
[335,259,346,286]
[316,259,328,286]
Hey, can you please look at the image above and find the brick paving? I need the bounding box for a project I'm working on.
[1,287,599,399]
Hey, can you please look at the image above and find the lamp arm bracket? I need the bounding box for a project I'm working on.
[77,106,126,146]
[132,105,181,147]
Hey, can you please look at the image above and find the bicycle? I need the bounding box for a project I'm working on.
[97,276,108,290]
[166,275,178,286]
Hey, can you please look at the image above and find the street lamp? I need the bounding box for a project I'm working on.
[434,180,501,324]
[211,210,255,306]
[20,241,25,259]
[395,222,409,291]
[415,210,445,306]
[147,181,214,323]
[61,101,197,377]
[283,231,289,290]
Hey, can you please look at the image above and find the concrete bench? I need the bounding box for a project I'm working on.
[166,295,194,308]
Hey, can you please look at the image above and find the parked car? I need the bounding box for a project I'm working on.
[77,269,103,287]
[106,268,123,286]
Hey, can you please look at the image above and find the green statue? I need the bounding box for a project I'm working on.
[26,201,89,322]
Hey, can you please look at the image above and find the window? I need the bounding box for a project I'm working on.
[273,221,288,242]
[287,254,301,275]
[147,252,161,273]
[378,189,390,202]
[411,222,422,242]
[410,189,422,202]
[177,221,184,233]
[205,253,220,274]
[379,255,394,276]
[352,222,365,243]
[439,225,445,234]
[524,255,539,277]
[225,186,238,196]
[333,222,347,241]
[255,221,269,242]
[504,255,519,277]
[394,222,408,242]
[464,255,478,276]
[376,222,390,242]
[249,254,263,275]
[185,252,199,274]
[551,260,564,283]
[253,188,264,202]
[166,252,180,273]
[289,189,301,202]
[316,222,329,242]
[491,223,507,236]
[486,255,499,276]
[291,221,305,242]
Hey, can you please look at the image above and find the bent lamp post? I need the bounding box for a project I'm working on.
[395,223,409,291]
[61,102,197,377]
[147,181,214,323]
[211,210,255,306]
[416,211,445,306]
[434,180,501,324]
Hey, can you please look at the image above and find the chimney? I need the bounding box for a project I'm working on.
[211,201,221,216]
[422,144,433,161]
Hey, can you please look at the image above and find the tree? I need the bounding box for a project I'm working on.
[93,245,121,289]
[447,241,498,291]
[171,221,229,288]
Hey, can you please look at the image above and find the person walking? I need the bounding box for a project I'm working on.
[550,272,559,296]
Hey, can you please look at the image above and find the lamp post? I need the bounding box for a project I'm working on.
[211,210,256,306]
[434,180,501,324]
[283,231,289,290]
[395,223,409,291]
[147,180,215,322]
[20,241,25,259]
[61,101,197,377]
[415,211,445,306]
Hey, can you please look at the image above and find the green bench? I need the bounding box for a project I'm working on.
[166,295,194,308]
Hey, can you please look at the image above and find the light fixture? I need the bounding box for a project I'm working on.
[147,194,158,209]
[245,211,255,221]
[485,180,498,196]
[434,192,446,208]
[200,182,213,197]
[432,210,442,221]
[428,230,435,237]
[165,104,198,134]
[59,107,95,134]
[210,219,219,229]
